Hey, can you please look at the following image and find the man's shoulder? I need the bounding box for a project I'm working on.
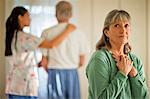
[42,24,59,33]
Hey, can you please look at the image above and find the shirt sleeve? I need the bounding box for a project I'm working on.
[40,31,49,57]
[19,32,44,52]
[129,55,149,98]
[86,54,128,99]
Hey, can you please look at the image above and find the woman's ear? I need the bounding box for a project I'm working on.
[18,15,23,22]
[104,29,109,37]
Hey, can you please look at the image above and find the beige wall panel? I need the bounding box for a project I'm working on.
[147,0,150,94]
[0,0,5,99]
[75,1,92,99]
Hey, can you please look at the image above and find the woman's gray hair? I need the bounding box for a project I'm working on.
[56,1,72,21]
[96,9,131,54]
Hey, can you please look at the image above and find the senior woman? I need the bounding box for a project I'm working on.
[86,9,149,99]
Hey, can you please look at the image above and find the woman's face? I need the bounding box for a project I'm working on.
[18,12,30,28]
[105,19,131,46]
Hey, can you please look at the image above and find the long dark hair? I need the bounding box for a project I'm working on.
[5,6,27,56]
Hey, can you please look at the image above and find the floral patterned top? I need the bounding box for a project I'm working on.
[5,31,44,96]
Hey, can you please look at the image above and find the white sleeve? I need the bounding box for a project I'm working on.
[40,31,49,57]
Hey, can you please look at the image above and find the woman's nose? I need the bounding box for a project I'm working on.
[120,26,126,34]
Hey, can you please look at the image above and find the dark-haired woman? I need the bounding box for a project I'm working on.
[5,6,75,99]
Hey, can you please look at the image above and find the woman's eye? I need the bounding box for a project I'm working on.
[114,24,119,27]
[125,24,129,28]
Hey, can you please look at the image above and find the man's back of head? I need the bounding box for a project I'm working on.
[56,1,72,23]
